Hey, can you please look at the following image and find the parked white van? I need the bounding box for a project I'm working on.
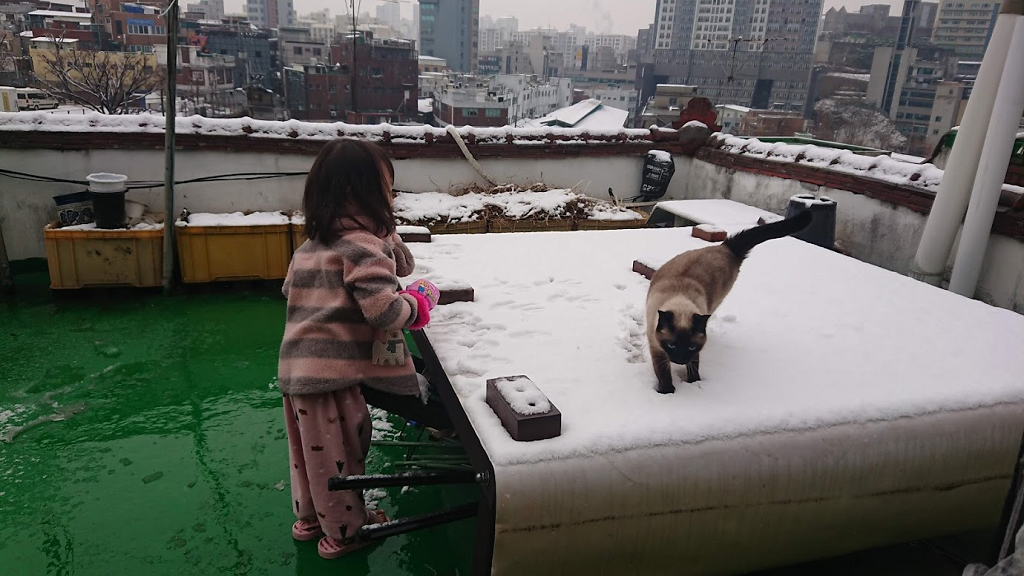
[15,88,59,110]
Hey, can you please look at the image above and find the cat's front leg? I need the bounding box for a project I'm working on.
[684,355,701,383]
[651,349,675,394]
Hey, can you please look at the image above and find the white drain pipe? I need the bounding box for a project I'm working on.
[909,7,1017,285]
[949,14,1024,297]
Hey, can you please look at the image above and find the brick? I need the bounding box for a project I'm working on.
[693,225,727,242]
[632,260,655,279]
[485,376,561,442]
[437,287,474,305]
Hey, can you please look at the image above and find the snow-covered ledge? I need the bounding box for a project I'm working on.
[2,113,1023,313]
[0,114,694,262]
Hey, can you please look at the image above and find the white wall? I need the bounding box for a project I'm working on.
[0,148,691,261]
[685,159,1024,313]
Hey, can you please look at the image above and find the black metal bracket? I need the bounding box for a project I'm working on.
[993,429,1024,563]
[354,503,478,544]
[328,470,478,491]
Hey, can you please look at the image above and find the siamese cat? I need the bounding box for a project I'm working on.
[646,211,813,394]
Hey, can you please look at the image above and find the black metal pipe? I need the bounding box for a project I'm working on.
[355,503,478,543]
[328,470,477,491]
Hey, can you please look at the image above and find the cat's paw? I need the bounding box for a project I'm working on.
[656,383,676,394]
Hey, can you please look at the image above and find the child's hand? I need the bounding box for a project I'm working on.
[404,279,440,311]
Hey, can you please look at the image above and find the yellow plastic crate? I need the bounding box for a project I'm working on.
[43,223,164,289]
[291,224,307,253]
[176,224,291,283]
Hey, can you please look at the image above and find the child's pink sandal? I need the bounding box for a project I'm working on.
[316,510,389,560]
[292,519,323,541]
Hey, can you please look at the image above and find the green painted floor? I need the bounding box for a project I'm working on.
[0,273,476,576]
[0,269,1002,576]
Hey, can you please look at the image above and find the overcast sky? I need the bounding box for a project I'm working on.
[223,0,907,35]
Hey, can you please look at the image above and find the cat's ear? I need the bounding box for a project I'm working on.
[692,313,710,333]
[657,310,675,331]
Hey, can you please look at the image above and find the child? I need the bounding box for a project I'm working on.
[278,139,440,560]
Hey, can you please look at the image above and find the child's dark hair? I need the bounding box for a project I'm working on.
[303,139,396,241]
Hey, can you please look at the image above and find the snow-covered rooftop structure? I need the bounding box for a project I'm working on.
[408,228,1024,574]
[28,10,92,19]
[525,98,628,130]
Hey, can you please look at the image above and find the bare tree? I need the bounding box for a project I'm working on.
[0,32,19,79]
[33,40,164,114]
[813,98,908,152]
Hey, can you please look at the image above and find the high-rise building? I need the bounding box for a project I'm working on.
[645,0,824,113]
[495,16,519,34]
[418,0,479,72]
[186,0,225,20]
[246,0,295,29]
[931,0,1000,58]
[376,2,401,29]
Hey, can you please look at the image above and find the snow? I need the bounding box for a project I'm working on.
[176,211,290,227]
[394,192,487,224]
[28,10,92,18]
[396,225,431,235]
[790,193,835,207]
[647,150,672,162]
[408,228,1024,467]
[718,104,751,113]
[493,376,552,416]
[582,201,645,221]
[826,73,871,82]
[0,112,653,144]
[712,134,955,191]
[682,120,708,129]
[417,98,433,114]
[653,199,780,226]
[30,37,78,43]
[695,224,725,234]
[394,189,578,224]
[60,219,164,231]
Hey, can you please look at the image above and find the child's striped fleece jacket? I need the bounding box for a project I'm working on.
[278,221,422,397]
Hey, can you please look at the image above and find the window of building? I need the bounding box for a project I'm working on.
[463,108,479,117]
[486,108,501,117]
[293,46,302,55]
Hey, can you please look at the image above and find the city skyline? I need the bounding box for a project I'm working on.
[222,0,913,35]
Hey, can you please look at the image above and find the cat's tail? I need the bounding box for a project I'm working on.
[723,210,813,260]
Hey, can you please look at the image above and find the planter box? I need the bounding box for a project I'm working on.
[576,216,649,231]
[489,218,574,233]
[176,223,291,283]
[43,223,163,289]
[425,220,487,235]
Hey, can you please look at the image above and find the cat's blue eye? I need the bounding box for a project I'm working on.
[666,343,676,350]
[688,345,698,351]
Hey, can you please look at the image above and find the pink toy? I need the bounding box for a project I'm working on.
[405,279,441,311]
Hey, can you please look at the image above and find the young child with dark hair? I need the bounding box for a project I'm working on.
[278,138,440,559]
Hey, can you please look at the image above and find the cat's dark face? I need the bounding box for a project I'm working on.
[656,310,709,365]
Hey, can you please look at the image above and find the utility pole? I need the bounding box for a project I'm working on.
[351,0,358,115]
[163,0,178,294]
